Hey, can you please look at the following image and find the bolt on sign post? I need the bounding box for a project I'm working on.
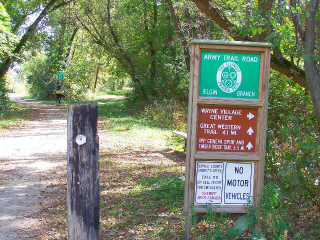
[67,103,100,240]
[184,40,271,239]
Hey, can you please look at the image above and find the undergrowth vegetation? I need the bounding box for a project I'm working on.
[87,80,319,239]
[175,72,319,239]
[143,99,188,131]
[97,97,186,239]
[262,72,320,239]
[102,71,319,239]
[0,101,31,128]
[4,80,318,239]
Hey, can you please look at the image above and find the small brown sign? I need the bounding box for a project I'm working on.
[197,105,257,152]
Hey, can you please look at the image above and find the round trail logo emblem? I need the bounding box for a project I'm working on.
[216,62,242,93]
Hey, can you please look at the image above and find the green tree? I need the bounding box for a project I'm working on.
[63,30,105,99]
[24,52,55,98]
[0,2,15,112]
[191,0,320,122]
[165,0,224,70]
[0,3,16,62]
[73,0,189,100]
[0,0,70,82]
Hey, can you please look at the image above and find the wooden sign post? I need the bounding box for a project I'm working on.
[67,103,100,240]
[184,40,271,239]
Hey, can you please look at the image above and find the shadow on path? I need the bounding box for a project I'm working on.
[0,96,67,239]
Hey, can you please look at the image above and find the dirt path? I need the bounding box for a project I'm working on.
[0,95,186,239]
[0,96,67,239]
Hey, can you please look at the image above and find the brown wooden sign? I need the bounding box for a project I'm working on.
[184,40,271,239]
[197,105,258,152]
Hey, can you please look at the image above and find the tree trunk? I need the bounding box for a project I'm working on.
[304,0,320,121]
[197,14,207,39]
[166,0,190,70]
[191,0,307,88]
[0,0,61,81]
[0,58,12,81]
[106,0,147,99]
[150,0,158,88]
[184,8,195,39]
[93,64,100,93]
[143,0,158,95]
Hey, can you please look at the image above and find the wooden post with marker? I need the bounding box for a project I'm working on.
[67,103,100,240]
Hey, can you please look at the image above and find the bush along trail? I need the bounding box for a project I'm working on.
[1,95,319,239]
[0,96,187,239]
[40,97,188,239]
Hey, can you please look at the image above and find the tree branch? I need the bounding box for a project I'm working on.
[304,0,320,119]
[65,27,78,60]
[74,13,102,45]
[50,0,75,13]
[165,0,190,69]
[105,0,147,98]
[254,0,275,41]
[289,0,305,41]
[85,12,104,42]
[191,0,307,88]
[191,0,240,40]
[0,0,62,80]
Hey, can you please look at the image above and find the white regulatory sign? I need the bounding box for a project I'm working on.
[195,161,254,205]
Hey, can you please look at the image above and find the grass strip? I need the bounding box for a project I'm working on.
[0,101,31,129]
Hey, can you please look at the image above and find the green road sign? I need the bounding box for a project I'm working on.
[57,71,64,81]
[199,51,261,99]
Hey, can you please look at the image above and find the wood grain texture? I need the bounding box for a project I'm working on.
[67,103,99,240]
[197,98,264,107]
[184,43,197,240]
[191,39,272,48]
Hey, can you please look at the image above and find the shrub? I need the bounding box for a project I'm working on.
[143,99,187,130]
[192,71,319,239]
[0,76,10,117]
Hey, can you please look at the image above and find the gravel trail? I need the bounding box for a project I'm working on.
[0,96,67,239]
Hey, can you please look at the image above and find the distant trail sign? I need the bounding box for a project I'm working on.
[184,40,271,239]
[57,71,64,81]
